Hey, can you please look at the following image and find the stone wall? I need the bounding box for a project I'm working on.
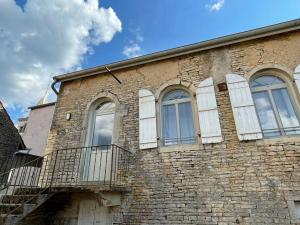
[46,30,300,224]
[0,102,24,169]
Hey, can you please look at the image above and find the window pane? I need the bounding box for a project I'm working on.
[178,102,195,144]
[163,90,190,102]
[96,102,115,113]
[93,113,114,147]
[253,91,280,137]
[250,75,284,88]
[162,104,177,145]
[272,88,300,135]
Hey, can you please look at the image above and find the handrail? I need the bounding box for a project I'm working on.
[0,155,43,177]
[0,144,132,221]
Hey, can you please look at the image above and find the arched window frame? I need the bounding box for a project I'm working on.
[84,97,120,148]
[250,70,300,137]
[158,86,199,146]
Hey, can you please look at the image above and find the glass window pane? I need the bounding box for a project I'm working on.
[253,91,280,137]
[162,104,177,145]
[178,102,195,144]
[250,75,284,88]
[272,88,300,135]
[93,113,114,147]
[163,90,190,102]
[96,102,115,113]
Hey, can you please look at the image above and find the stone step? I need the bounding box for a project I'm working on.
[1,195,38,205]
[0,204,23,215]
[13,187,42,196]
[1,214,22,225]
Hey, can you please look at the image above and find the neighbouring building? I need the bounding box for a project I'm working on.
[17,96,56,156]
[17,117,28,137]
[1,19,300,225]
[0,101,26,187]
[0,101,25,168]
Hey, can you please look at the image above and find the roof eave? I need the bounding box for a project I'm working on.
[54,19,300,83]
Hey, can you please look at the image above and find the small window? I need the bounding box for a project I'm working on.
[250,75,300,137]
[92,102,115,147]
[161,90,195,146]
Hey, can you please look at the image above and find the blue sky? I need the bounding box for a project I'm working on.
[3,0,300,124]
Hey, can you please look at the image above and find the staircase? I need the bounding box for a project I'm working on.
[0,145,132,225]
[0,187,52,225]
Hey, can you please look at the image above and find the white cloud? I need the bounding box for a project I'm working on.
[122,29,143,58]
[0,0,122,109]
[206,0,225,12]
[122,42,142,58]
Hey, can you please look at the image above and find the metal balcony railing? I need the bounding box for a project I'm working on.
[0,145,132,192]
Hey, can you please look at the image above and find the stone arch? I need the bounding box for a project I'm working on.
[80,92,120,147]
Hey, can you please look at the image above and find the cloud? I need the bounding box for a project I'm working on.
[122,42,142,58]
[122,28,143,58]
[206,0,225,12]
[0,0,122,109]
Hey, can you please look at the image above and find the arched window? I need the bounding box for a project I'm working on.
[92,102,115,146]
[250,75,300,137]
[161,90,195,145]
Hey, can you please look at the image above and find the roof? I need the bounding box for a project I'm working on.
[0,101,26,149]
[54,18,300,83]
[28,102,56,110]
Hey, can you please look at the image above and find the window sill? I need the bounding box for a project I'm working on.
[159,144,200,153]
[257,134,300,145]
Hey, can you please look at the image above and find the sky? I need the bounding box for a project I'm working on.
[1,0,300,125]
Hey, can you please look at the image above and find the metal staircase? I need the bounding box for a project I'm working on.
[0,187,52,225]
[0,145,132,225]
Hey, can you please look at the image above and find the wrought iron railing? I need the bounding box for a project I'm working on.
[0,154,43,190]
[0,145,132,221]
[0,145,132,191]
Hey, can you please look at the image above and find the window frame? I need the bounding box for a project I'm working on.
[160,88,197,146]
[91,101,116,147]
[250,73,300,137]
[84,98,119,148]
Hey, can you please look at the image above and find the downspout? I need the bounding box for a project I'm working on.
[51,79,59,95]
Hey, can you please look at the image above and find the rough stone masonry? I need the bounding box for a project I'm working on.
[44,29,300,225]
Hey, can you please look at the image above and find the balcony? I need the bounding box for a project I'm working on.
[1,145,132,193]
[0,145,132,224]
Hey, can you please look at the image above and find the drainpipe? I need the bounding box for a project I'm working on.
[51,79,59,95]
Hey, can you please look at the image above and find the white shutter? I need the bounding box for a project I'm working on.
[294,64,300,93]
[196,77,222,143]
[139,89,157,149]
[226,74,262,140]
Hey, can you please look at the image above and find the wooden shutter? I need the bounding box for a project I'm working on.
[139,89,157,149]
[226,74,262,140]
[294,64,300,93]
[196,77,222,143]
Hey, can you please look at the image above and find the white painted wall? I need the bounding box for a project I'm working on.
[22,104,55,156]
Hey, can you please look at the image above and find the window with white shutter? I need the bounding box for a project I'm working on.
[226,74,262,140]
[139,89,157,149]
[294,64,300,93]
[196,77,222,143]
[161,89,196,146]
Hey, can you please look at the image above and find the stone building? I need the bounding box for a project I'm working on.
[1,19,300,225]
[0,101,25,169]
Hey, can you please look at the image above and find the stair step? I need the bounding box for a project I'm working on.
[13,187,42,195]
[1,214,22,225]
[1,195,38,205]
[0,204,23,215]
